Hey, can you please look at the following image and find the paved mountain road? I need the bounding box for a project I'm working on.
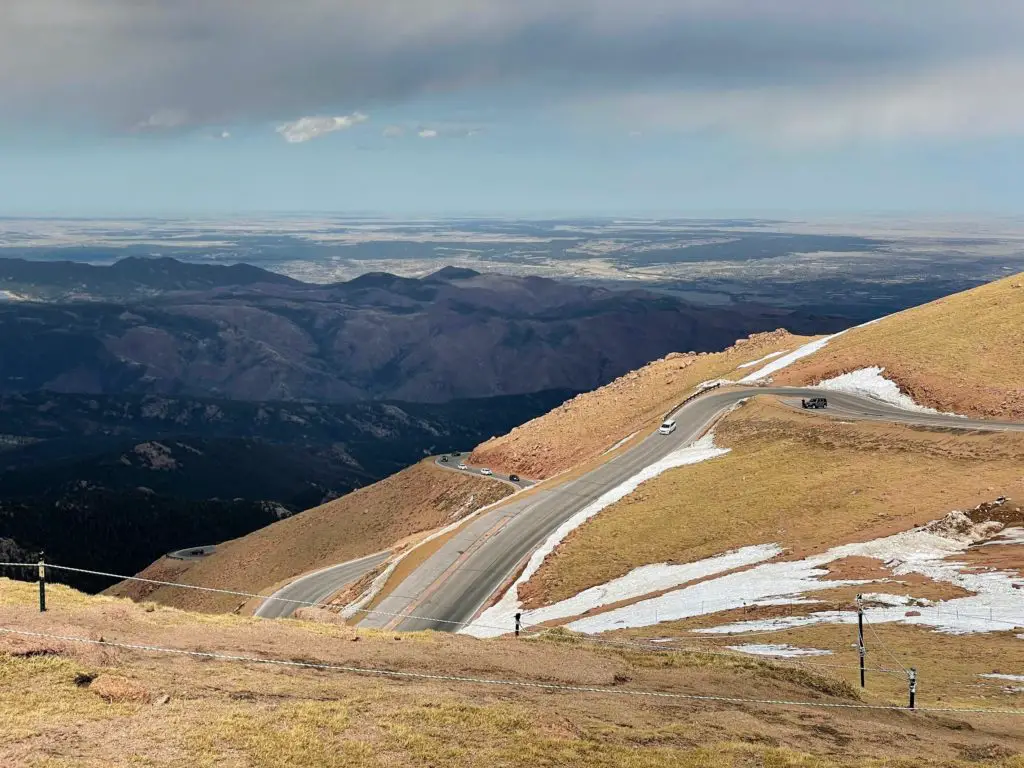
[432,455,535,490]
[355,386,1024,633]
[254,551,390,619]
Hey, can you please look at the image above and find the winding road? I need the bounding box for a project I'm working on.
[253,551,390,619]
[259,386,1024,625]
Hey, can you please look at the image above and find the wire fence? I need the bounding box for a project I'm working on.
[0,559,924,669]
[1,558,1020,708]
[3,625,1024,717]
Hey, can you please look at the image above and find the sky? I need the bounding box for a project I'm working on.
[1,1,1024,217]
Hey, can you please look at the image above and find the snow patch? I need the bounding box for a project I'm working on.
[981,673,1024,682]
[565,509,1022,636]
[815,367,961,416]
[739,315,885,382]
[737,350,789,369]
[726,644,833,658]
[740,332,847,381]
[478,544,781,638]
[461,432,732,637]
[982,527,1024,546]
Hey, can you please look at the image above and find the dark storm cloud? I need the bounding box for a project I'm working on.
[1,1,1022,133]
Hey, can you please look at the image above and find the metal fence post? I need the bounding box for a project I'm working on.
[856,594,865,688]
[514,612,521,637]
[38,551,46,613]
[908,668,917,710]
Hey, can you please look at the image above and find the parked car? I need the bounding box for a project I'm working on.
[480,468,493,475]
[509,474,521,482]
[457,463,468,470]
[801,397,828,409]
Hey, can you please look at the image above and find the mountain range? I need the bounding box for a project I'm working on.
[0,257,846,403]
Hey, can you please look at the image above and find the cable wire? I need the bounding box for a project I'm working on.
[2,625,1022,716]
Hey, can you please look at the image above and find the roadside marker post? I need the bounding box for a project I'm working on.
[856,594,865,688]
[515,612,522,637]
[38,552,46,613]
[908,668,917,710]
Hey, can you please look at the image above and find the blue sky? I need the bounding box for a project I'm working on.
[2,2,1023,217]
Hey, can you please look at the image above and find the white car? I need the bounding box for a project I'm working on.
[658,419,677,435]
[457,463,468,470]
[480,468,493,475]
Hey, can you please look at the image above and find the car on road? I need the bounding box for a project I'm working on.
[457,463,468,470]
[451,451,461,456]
[440,455,449,463]
[801,397,828,409]
[658,418,677,435]
[509,474,520,482]
[480,468,493,475]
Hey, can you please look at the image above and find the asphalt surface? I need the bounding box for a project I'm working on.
[432,454,535,490]
[166,545,217,561]
[355,386,1024,633]
[254,551,391,619]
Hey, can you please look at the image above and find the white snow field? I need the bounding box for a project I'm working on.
[739,333,846,382]
[738,315,884,383]
[815,366,963,415]
[560,508,1024,636]
[460,432,732,638]
[737,350,789,369]
[726,644,833,658]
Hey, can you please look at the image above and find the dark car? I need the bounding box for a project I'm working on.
[451,451,461,456]
[440,456,449,463]
[801,397,828,409]
[509,474,520,482]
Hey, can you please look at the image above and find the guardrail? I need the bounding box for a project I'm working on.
[662,381,722,421]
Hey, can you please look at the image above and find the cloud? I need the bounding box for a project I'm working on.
[134,109,190,133]
[574,56,1024,144]
[276,112,368,143]
[417,128,439,139]
[382,125,405,138]
[1,1,1023,143]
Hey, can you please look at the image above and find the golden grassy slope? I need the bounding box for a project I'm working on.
[3,578,1024,766]
[775,272,1024,419]
[108,460,511,613]
[523,397,1024,609]
[470,329,810,479]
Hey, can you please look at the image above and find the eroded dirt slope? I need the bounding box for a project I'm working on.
[775,271,1024,419]
[470,330,809,479]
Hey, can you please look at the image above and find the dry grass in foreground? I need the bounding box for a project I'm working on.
[616,613,1024,713]
[108,460,511,614]
[522,397,1024,608]
[470,329,810,479]
[775,271,1024,419]
[2,579,1024,767]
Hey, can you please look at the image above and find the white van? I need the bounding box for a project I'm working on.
[658,419,677,435]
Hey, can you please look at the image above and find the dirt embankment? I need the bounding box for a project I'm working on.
[469,329,808,479]
[776,271,1024,419]
[108,460,511,613]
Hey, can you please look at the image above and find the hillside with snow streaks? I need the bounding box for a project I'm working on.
[563,507,1024,636]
